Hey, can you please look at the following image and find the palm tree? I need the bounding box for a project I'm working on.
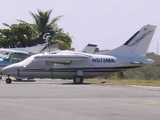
[18,9,73,50]
[29,9,62,32]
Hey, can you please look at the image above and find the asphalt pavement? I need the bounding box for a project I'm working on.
[0,79,160,120]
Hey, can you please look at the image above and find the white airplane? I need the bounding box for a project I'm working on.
[2,25,156,84]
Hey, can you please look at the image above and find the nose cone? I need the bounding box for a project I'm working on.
[2,65,11,74]
[2,64,18,75]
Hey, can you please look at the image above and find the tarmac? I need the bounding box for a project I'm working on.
[0,78,160,120]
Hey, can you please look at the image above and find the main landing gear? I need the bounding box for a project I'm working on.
[5,75,12,84]
[73,76,84,84]
[6,78,12,84]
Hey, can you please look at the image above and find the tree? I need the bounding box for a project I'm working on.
[0,23,37,47]
[53,28,73,50]
[18,9,73,49]
[108,53,160,80]
[0,9,73,49]
[30,9,62,32]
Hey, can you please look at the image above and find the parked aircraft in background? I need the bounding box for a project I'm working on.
[82,43,111,54]
[4,31,55,53]
[2,25,156,84]
[0,49,30,79]
[82,43,99,54]
[0,31,56,79]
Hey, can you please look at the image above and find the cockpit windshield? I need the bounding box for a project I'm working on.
[0,52,30,65]
[0,52,11,65]
[10,52,30,64]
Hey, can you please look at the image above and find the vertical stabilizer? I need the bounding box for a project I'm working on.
[31,31,54,46]
[98,25,157,57]
[82,44,99,54]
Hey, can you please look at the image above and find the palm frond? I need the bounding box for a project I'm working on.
[3,23,10,28]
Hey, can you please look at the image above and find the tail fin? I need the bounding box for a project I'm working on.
[82,44,99,54]
[30,31,54,46]
[98,25,157,57]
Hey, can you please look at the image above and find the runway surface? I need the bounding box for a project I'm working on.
[0,79,160,120]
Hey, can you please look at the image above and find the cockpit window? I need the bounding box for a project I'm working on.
[0,53,11,65]
[10,53,30,64]
[0,52,30,66]
[3,53,11,61]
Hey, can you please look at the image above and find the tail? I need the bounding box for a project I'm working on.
[82,44,99,54]
[30,31,54,46]
[98,25,157,57]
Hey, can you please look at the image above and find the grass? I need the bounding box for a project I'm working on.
[84,78,160,86]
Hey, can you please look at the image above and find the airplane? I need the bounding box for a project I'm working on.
[3,31,55,53]
[82,43,99,54]
[2,25,156,84]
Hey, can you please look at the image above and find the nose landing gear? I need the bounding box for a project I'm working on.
[6,75,12,84]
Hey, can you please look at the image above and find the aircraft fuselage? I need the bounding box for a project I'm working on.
[2,53,145,79]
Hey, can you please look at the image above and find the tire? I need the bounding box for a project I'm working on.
[73,76,83,84]
[6,78,12,84]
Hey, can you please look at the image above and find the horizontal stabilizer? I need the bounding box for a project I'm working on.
[129,62,146,65]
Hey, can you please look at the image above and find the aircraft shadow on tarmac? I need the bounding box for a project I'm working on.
[11,79,91,85]
[61,82,91,85]
[13,80,36,82]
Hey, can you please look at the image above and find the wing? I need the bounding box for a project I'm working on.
[34,54,89,63]
[0,48,29,54]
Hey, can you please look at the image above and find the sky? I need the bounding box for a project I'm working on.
[0,0,160,53]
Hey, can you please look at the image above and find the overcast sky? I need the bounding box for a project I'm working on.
[0,0,160,53]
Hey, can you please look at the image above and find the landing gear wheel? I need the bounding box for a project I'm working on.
[6,78,12,84]
[73,76,83,84]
